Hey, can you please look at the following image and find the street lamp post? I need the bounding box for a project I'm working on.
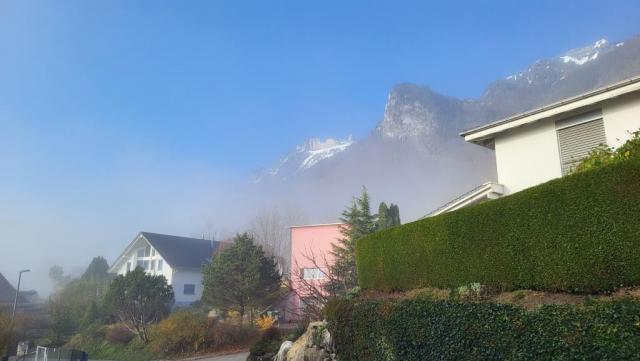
[4,269,30,361]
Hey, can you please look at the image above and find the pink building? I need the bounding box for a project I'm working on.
[288,222,343,319]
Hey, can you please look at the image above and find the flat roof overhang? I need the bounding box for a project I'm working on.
[461,76,640,148]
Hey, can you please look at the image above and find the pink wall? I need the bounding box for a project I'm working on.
[288,223,343,319]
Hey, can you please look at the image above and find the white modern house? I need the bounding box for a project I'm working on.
[428,76,640,216]
[109,232,223,306]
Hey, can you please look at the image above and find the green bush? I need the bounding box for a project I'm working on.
[356,159,640,293]
[326,298,640,361]
[70,338,158,361]
[249,327,282,357]
[573,129,640,173]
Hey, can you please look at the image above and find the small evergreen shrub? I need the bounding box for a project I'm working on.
[356,159,640,293]
[249,327,282,357]
[326,298,640,361]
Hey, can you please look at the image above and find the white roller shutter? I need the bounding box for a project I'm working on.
[557,118,607,175]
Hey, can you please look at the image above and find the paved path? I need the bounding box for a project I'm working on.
[187,352,249,361]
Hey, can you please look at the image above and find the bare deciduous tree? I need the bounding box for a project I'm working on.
[250,206,308,276]
[287,248,344,321]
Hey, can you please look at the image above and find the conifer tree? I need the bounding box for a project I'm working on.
[377,202,390,230]
[389,203,401,227]
[202,233,282,324]
[330,187,378,292]
[357,188,378,236]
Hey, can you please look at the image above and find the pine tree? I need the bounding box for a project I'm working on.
[389,203,401,227]
[330,200,360,292]
[357,188,378,236]
[377,202,390,230]
[202,233,282,324]
[330,187,378,293]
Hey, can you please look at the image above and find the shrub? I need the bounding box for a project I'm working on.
[573,129,640,173]
[207,322,259,351]
[0,309,11,356]
[69,338,158,361]
[149,309,259,356]
[105,324,135,345]
[249,327,282,357]
[255,315,276,330]
[326,298,640,361]
[149,310,208,354]
[356,159,640,293]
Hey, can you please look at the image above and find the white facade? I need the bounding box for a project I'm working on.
[110,234,205,306]
[171,268,204,305]
[494,118,564,194]
[463,78,640,196]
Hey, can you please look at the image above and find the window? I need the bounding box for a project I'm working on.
[183,284,196,295]
[150,260,156,271]
[144,245,151,257]
[126,262,131,272]
[157,260,163,271]
[556,114,607,175]
[137,260,144,268]
[151,248,156,256]
[302,268,324,280]
[143,260,150,270]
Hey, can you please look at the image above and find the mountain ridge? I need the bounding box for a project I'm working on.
[253,35,640,221]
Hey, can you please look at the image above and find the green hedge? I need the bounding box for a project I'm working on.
[356,159,640,293]
[326,298,640,361]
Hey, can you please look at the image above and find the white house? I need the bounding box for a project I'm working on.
[428,76,640,216]
[109,232,223,306]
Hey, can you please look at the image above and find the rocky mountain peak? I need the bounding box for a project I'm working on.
[376,84,448,141]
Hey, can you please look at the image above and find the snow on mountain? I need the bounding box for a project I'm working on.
[559,38,610,65]
[252,34,640,216]
[504,39,618,84]
[298,137,354,170]
[253,137,354,183]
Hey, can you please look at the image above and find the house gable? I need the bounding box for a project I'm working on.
[109,233,172,281]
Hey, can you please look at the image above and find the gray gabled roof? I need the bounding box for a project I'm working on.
[139,232,221,270]
[0,272,26,305]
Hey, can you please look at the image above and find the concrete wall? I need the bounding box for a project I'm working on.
[494,93,640,195]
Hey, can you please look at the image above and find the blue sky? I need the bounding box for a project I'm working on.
[1,0,639,292]
[2,1,640,173]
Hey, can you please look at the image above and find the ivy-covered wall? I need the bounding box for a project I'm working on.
[356,159,640,293]
[326,298,640,361]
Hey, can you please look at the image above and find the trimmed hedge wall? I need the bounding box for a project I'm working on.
[326,298,640,361]
[356,159,640,293]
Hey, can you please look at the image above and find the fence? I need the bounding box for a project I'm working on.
[10,346,88,361]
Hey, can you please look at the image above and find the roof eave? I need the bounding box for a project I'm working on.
[460,75,640,143]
